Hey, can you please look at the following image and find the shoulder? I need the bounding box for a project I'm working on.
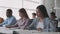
[11,16,16,20]
[26,18,30,22]
[44,17,50,20]
[44,17,51,24]
[11,16,16,18]
[32,17,39,24]
[34,17,39,21]
[27,18,30,20]
[44,17,50,21]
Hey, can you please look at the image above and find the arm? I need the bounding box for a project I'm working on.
[44,18,51,32]
[6,18,19,28]
[2,19,8,26]
[21,19,30,29]
[6,17,16,26]
[26,18,37,30]
[6,22,18,28]
[46,18,56,32]
[27,19,35,28]
[49,20,57,32]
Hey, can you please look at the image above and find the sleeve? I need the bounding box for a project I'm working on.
[2,19,8,26]
[27,18,36,28]
[6,17,16,26]
[49,20,57,32]
[47,19,51,32]
[22,19,30,29]
[10,22,18,27]
[46,18,56,32]
[6,21,18,28]
[7,19,20,28]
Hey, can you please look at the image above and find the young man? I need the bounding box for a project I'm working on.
[32,13,36,19]
[2,9,17,26]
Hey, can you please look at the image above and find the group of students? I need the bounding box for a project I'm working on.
[0,5,58,32]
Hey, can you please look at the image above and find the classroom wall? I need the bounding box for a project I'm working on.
[55,0,60,18]
[44,0,60,18]
[44,0,54,16]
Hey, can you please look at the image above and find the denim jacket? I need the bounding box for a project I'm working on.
[28,17,56,32]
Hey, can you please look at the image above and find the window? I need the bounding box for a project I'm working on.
[0,0,43,20]
[23,1,39,10]
[26,10,36,19]
[24,0,43,19]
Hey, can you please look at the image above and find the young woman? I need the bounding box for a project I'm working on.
[28,5,56,32]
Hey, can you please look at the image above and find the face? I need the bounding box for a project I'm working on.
[50,15,55,19]
[36,9,43,17]
[6,11,12,17]
[32,15,36,18]
[19,12,24,18]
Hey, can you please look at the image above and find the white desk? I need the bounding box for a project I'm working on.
[0,27,60,34]
[0,27,13,34]
[0,27,39,34]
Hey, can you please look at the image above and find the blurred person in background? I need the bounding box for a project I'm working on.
[50,12,57,20]
[2,9,17,27]
[32,13,36,19]
[6,8,30,29]
[50,12,58,32]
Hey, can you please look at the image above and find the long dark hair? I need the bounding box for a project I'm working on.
[36,5,49,18]
[19,8,29,18]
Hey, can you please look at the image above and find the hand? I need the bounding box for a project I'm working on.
[23,27,29,30]
[6,26,11,28]
[37,28,42,32]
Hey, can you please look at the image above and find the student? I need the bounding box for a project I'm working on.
[6,8,30,29]
[28,13,36,27]
[2,9,17,26]
[0,17,4,26]
[50,12,57,20]
[50,12,58,31]
[28,5,56,32]
[32,13,36,19]
[25,13,36,29]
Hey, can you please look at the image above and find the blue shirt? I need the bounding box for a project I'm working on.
[28,17,56,32]
[2,16,17,26]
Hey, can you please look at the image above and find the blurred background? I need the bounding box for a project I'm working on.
[0,0,60,20]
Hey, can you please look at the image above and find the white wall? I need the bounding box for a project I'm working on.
[0,0,22,20]
[44,0,54,16]
[55,0,60,18]
[0,0,42,20]
[44,0,60,18]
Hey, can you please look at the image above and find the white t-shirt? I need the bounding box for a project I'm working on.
[36,22,44,29]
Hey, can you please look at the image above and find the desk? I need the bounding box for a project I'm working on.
[0,27,39,34]
[0,27,13,34]
[0,27,60,34]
